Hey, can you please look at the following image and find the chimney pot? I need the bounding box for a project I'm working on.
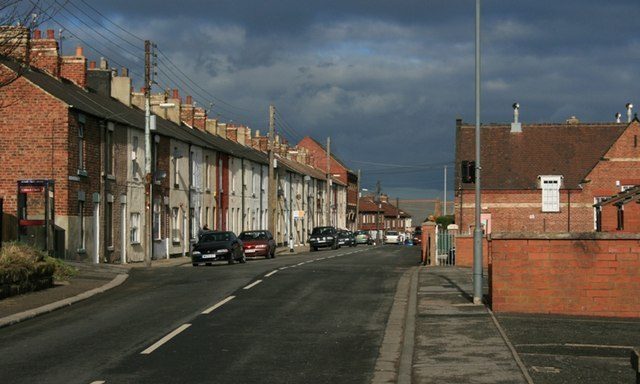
[121,67,128,77]
[186,95,193,105]
[75,46,83,57]
[172,89,179,99]
[46,29,55,39]
[140,86,145,93]
[89,61,96,69]
[33,29,41,39]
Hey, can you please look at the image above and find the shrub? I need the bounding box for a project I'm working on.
[0,242,76,293]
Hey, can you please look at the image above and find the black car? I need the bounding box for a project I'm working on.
[338,230,357,247]
[308,226,339,251]
[191,231,246,266]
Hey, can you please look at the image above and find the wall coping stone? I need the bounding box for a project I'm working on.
[489,232,640,240]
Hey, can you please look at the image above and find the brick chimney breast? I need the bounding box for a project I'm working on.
[60,46,87,88]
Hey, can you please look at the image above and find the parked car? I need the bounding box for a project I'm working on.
[338,230,357,247]
[384,230,401,244]
[239,230,276,259]
[355,230,373,245]
[412,229,422,245]
[192,231,246,266]
[308,226,339,251]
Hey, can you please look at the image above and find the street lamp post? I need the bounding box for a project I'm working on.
[473,0,483,305]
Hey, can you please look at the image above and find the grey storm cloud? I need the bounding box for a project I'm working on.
[43,0,640,198]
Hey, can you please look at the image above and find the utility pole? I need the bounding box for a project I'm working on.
[375,180,381,244]
[444,165,448,216]
[355,169,361,230]
[144,40,152,267]
[325,137,331,226]
[473,0,483,304]
[268,105,276,237]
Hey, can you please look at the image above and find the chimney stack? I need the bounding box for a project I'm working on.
[46,29,55,39]
[626,103,634,123]
[111,67,132,106]
[181,95,195,127]
[60,45,87,88]
[510,102,521,133]
[33,29,41,39]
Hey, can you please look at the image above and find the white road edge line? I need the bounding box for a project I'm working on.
[265,270,278,277]
[140,323,191,355]
[279,266,288,270]
[90,381,106,384]
[201,296,236,315]
[243,280,263,290]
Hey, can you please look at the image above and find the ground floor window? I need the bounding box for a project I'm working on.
[172,207,180,243]
[130,212,140,243]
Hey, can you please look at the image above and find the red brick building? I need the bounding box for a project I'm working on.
[297,136,358,229]
[358,194,411,234]
[455,117,640,234]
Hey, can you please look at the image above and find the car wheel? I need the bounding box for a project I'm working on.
[310,246,317,252]
[192,263,198,267]
[270,248,276,258]
[228,253,236,265]
[240,252,247,264]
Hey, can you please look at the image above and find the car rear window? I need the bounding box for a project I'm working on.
[312,227,334,235]
[239,232,267,240]
[386,231,399,235]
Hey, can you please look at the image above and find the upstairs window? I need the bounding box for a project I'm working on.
[540,175,562,212]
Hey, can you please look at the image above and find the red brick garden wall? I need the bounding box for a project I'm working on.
[490,233,640,318]
[455,235,489,268]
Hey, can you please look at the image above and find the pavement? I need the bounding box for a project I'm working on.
[1,246,638,383]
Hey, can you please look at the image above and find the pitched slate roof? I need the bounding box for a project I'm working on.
[455,121,627,190]
[2,57,268,163]
[358,196,411,218]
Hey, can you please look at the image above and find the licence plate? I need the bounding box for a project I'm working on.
[245,249,256,253]
[202,254,216,259]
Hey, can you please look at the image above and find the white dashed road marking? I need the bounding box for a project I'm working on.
[202,296,235,315]
[265,270,278,277]
[90,381,106,384]
[141,323,191,355]
[243,280,263,290]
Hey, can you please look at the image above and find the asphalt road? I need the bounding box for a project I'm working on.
[0,244,420,384]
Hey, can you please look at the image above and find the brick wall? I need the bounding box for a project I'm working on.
[490,233,640,318]
[298,137,348,185]
[0,75,69,241]
[454,235,489,268]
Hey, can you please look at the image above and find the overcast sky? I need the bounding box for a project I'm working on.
[36,0,640,199]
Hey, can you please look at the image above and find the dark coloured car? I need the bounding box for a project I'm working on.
[308,226,339,252]
[412,229,422,245]
[239,230,276,258]
[338,230,356,247]
[192,231,246,266]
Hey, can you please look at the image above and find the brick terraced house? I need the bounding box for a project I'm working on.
[0,27,355,262]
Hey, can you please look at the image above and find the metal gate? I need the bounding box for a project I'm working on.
[435,226,455,266]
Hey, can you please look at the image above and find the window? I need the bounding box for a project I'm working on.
[130,212,140,243]
[205,155,210,190]
[205,207,210,227]
[540,175,562,212]
[132,136,139,180]
[78,199,85,250]
[106,122,114,175]
[153,199,161,240]
[172,208,180,243]
[78,118,85,172]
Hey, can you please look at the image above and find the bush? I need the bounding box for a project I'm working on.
[0,242,76,298]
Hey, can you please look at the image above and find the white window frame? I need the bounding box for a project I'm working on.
[172,207,181,243]
[130,212,140,244]
[540,175,562,213]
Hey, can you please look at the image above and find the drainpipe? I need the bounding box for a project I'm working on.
[188,144,193,249]
[567,189,571,232]
[241,158,245,232]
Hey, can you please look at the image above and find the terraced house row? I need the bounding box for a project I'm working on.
[0,27,355,263]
